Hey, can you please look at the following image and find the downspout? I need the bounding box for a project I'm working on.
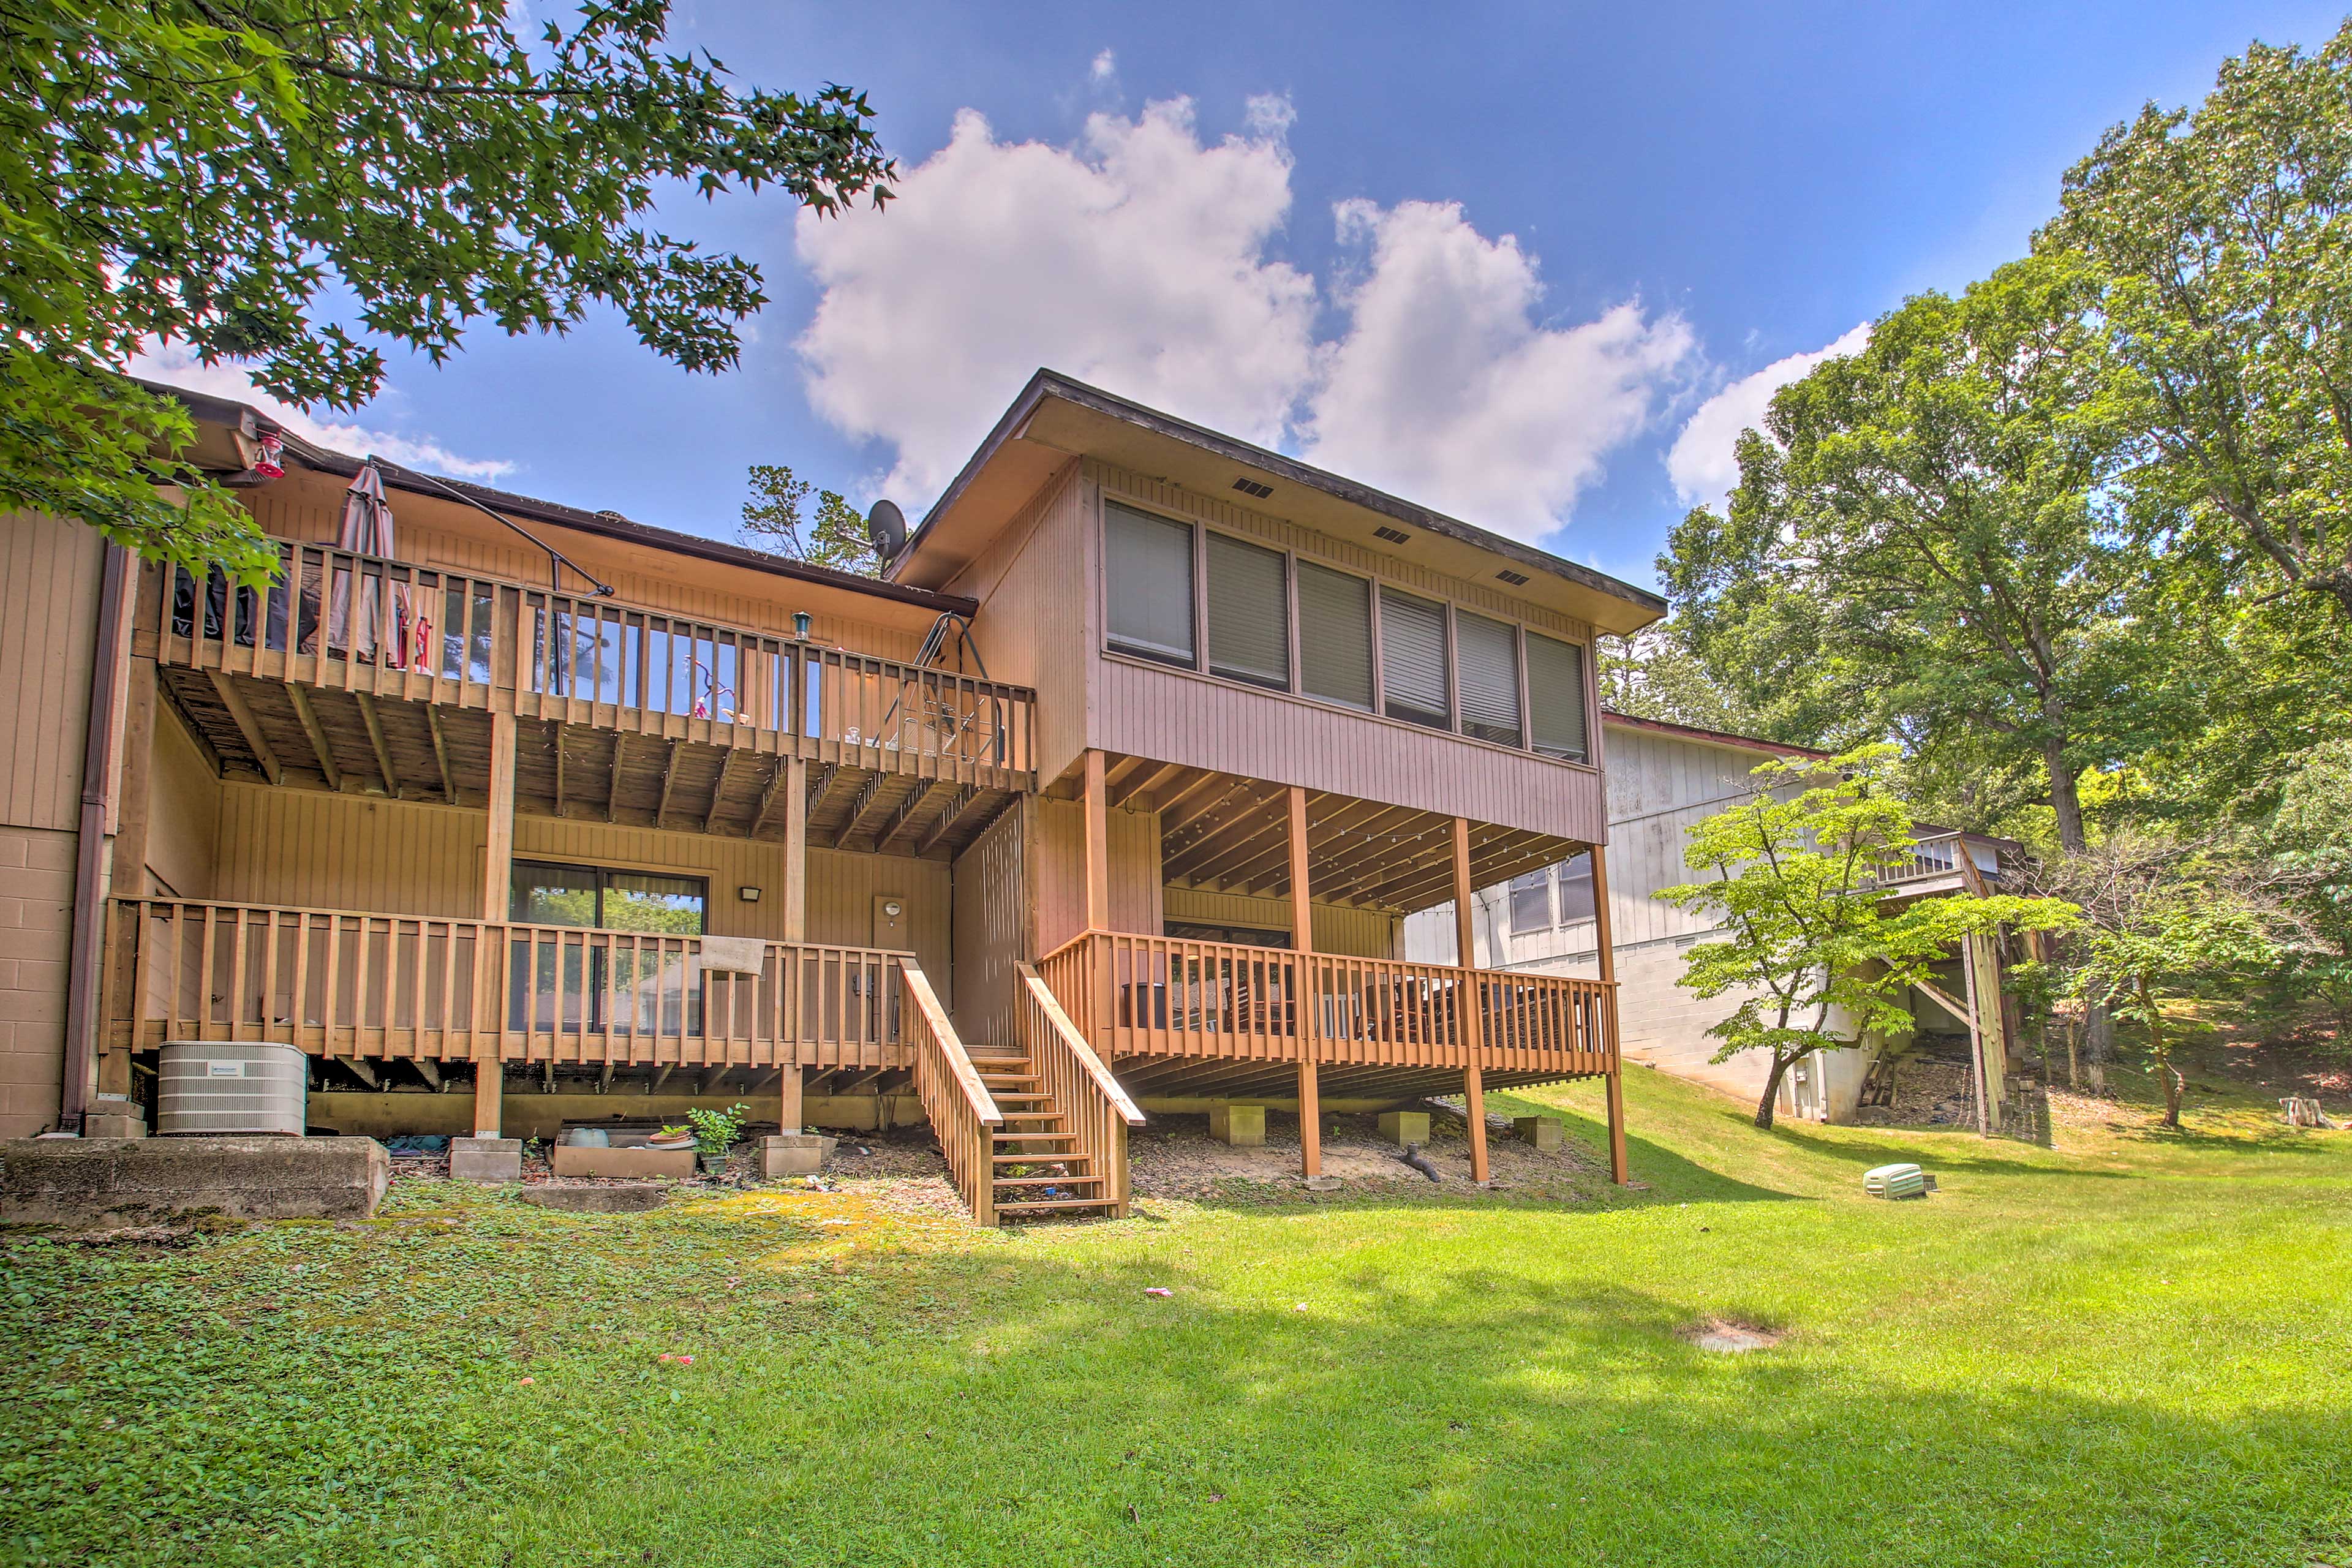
[59,543,131,1133]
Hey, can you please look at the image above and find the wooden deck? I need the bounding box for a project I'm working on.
[1035,929,1616,1099]
[104,898,922,1071]
[140,548,1035,856]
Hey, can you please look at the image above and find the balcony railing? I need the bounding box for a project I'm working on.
[152,544,1036,788]
[104,898,921,1069]
[1036,930,1615,1078]
[1877,833,1983,889]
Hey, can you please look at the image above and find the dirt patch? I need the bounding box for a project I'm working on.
[1128,1106,1603,1204]
[1681,1317,1782,1353]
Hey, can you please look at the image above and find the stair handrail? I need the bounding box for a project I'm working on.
[1016,960,1145,1127]
[901,959,1002,1126]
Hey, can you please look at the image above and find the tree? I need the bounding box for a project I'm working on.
[1660,257,2157,858]
[2040,832,2278,1128]
[1595,622,1755,734]
[2043,21,2352,625]
[2264,739,2352,1041]
[739,464,878,576]
[1657,744,2078,1130]
[3,1,895,581]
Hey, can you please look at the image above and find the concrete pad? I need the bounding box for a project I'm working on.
[759,1133,835,1178]
[0,1136,389,1226]
[1208,1103,1265,1148]
[1302,1175,1343,1192]
[1377,1111,1431,1147]
[1513,1117,1564,1152]
[518,1183,666,1213]
[449,1137,522,1182]
[548,1145,693,1181]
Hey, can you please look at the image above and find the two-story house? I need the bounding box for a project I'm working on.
[4,371,1667,1221]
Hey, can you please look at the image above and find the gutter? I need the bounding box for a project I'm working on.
[59,544,130,1133]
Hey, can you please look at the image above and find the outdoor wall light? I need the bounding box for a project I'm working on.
[738,886,761,902]
[882,900,903,918]
[793,610,812,638]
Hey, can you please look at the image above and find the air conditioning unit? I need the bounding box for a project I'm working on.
[157,1041,307,1136]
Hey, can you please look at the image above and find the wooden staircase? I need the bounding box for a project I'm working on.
[967,1044,1121,1221]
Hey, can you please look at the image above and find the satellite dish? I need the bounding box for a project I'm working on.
[867,499,908,560]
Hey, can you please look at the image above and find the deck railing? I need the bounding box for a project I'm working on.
[1017,961,1145,1216]
[1877,832,1977,888]
[1036,930,1615,1077]
[153,544,1036,785]
[901,959,1001,1224]
[104,898,913,1068]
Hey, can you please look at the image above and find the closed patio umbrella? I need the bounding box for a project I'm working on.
[326,461,424,665]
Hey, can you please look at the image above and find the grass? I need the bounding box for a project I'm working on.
[5,1066,2350,1568]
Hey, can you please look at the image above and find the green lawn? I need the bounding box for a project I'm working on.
[6,1068,2350,1568]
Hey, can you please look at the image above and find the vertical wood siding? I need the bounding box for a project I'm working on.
[1033,797,1161,955]
[146,702,221,899]
[951,807,1024,1048]
[204,784,952,995]
[1160,887,1400,959]
[950,462,1093,786]
[0,513,104,832]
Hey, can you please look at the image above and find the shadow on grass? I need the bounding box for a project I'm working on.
[433,1230,2352,1568]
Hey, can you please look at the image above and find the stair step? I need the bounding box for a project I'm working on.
[993,1198,1118,1216]
[987,1093,1053,1105]
[997,1111,1065,1123]
[992,1175,1107,1189]
[991,1152,1092,1166]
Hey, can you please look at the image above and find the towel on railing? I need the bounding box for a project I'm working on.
[695,935,769,975]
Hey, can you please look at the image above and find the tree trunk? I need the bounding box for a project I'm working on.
[2043,737,2088,856]
[2085,1004,2113,1091]
[1754,1052,1795,1131]
[2141,978,2182,1129]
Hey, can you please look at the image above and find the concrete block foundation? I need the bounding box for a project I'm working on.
[1208,1103,1265,1147]
[760,1133,835,1178]
[1513,1117,1564,1152]
[1378,1111,1431,1146]
[0,1136,390,1226]
[449,1136,522,1182]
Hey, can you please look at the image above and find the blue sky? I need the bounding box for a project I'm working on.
[146,1,2346,590]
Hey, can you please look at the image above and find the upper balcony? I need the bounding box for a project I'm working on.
[137,543,1038,859]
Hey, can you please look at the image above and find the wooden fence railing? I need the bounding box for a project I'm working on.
[1036,930,1615,1077]
[104,898,913,1068]
[151,544,1036,786]
[1017,961,1145,1216]
[1877,833,1977,888]
[901,959,1002,1224]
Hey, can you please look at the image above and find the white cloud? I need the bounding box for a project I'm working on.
[1090,48,1117,82]
[794,99,1317,500]
[1300,199,1696,543]
[126,342,516,483]
[1664,323,1871,507]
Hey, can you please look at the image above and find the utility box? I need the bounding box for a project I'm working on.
[157,1042,306,1136]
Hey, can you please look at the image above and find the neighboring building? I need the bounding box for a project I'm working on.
[4,370,1667,1220]
[1407,712,2018,1125]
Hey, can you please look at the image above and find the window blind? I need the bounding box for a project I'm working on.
[1556,853,1596,923]
[1205,532,1291,690]
[1526,631,1589,761]
[1509,870,1553,934]
[1457,611,1523,746]
[1297,561,1374,710]
[1105,503,1196,666]
[1380,589,1450,728]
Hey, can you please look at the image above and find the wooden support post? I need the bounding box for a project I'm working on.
[1451,818,1488,1183]
[472,1061,502,1136]
[777,1065,803,1134]
[1289,784,1321,1178]
[1084,750,1113,1036]
[111,657,157,897]
[782,755,809,944]
[483,711,516,924]
[1591,844,1629,1185]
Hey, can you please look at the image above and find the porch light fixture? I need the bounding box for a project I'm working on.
[738,886,761,903]
[793,611,812,638]
[882,900,903,918]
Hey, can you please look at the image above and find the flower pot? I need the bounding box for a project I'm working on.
[697,1152,729,1177]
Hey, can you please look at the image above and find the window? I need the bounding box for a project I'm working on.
[1379,589,1451,728]
[1509,870,1553,934]
[1205,532,1291,690]
[1296,561,1374,710]
[1526,631,1589,761]
[508,862,707,1035]
[1457,611,1523,747]
[1106,503,1197,666]
[1557,853,1596,924]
